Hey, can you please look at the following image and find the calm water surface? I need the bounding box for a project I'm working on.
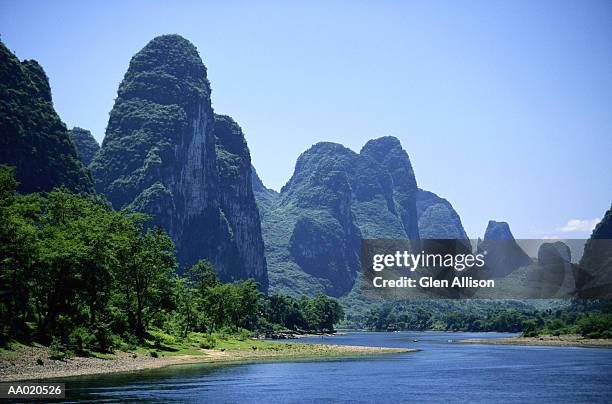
[56,332,612,403]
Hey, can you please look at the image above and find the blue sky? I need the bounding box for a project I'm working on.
[1,0,610,239]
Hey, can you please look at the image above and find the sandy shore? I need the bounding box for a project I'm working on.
[0,343,412,382]
[459,334,612,349]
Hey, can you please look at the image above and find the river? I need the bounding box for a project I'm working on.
[58,332,612,403]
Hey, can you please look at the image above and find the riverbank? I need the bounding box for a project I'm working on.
[0,340,413,382]
[459,334,612,349]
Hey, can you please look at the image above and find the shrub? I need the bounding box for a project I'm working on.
[236,329,252,341]
[149,329,176,349]
[92,323,114,353]
[49,338,69,360]
[68,326,94,354]
[199,335,217,349]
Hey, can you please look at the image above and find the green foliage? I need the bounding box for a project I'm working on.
[255,138,422,298]
[89,35,267,291]
[353,298,611,337]
[577,313,612,339]
[48,337,69,360]
[199,334,217,349]
[262,294,345,332]
[68,127,100,166]
[0,167,345,353]
[0,41,93,194]
[89,34,206,223]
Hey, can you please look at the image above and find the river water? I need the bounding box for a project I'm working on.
[59,332,612,403]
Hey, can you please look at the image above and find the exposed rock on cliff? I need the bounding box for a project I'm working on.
[69,127,100,166]
[0,40,93,194]
[91,35,267,289]
[214,114,268,291]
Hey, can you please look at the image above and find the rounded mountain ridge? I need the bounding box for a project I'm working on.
[361,135,402,152]
[118,34,210,105]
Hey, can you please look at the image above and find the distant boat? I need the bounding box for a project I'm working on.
[413,339,419,342]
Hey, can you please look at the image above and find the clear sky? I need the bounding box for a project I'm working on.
[1,0,610,239]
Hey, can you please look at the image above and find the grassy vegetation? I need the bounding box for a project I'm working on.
[1,328,404,366]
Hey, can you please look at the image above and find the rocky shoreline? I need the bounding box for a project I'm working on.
[0,343,412,382]
[459,335,612,349]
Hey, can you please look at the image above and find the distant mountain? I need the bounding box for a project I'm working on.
[251,165,278,210]
[253,137,421,297]
[478,220,532,277]
[68,127,99,166]
[578,204,612,297]
[416,189,469,240]
[90,35,267,289]
[360,137,419,240]
[0,40,93,194]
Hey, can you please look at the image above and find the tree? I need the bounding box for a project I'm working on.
[113,225,176,342]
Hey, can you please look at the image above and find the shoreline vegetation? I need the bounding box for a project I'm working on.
[459,334,612,349]
[0,167,349,365]
[0,338,412,382]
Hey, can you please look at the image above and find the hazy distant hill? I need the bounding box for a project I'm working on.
[69,127,100,166]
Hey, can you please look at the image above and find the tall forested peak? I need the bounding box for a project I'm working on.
[117,34,210,108]
[262,137,423,296]
[284,142,356,186]
[21,59,52,102]
[69,127,100,166]
[91,35,268,289]
[0,40,93,194]
[360,135,402,156]
[280,142,359,209]
[361,136,419,239]
[360,136,416,185]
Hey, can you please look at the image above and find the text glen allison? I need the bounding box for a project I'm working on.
[372,276,495,288]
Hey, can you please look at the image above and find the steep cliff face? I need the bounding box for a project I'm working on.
[416,189,469,239]
[256,137,421,297]
[214,114,268,291]
[91,35,267,288]
[360,136,419,239]
[0,41,93,194]
[68,127,100,166]
[282,142,363,296]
